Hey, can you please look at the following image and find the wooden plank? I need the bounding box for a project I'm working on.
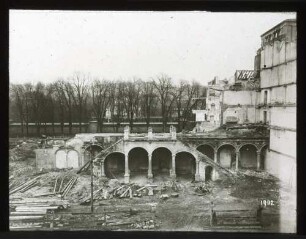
[9,175,41,195]
[10,215,45,220]
[10,212,47,216]
[53,176,59,193]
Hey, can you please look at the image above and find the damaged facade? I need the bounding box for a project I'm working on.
[256,19,297,188]
[36,125,268,184]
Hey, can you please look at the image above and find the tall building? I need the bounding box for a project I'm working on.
[256,19,296,188]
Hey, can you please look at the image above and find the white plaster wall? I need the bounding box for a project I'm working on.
[260,60,296,88]
[286,84,296,104]
[199,161,206,181]
[284,60,296,85]
[265,150,296,189]
[223,91,256,106]
[270,107,296,129]
[286,42,297,62]
[270,86,285,104]
[246,107,256,123]
[261,41,296,69]
[270,129,296,158]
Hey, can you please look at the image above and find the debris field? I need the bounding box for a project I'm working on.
[9,139,284,231]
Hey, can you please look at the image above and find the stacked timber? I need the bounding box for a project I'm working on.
[9,198,69,230]
[9,175,42,195]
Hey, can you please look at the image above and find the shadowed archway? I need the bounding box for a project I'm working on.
[104,152,125,179]
[84,145,103,164]
[175,151,196,180]
[205,166,213,182]
[197,144,214,159]
[260,145,268,170]
[218,144,236,169]
[152,147,172,178]
[128,147,149,179]
[239,144,257,169]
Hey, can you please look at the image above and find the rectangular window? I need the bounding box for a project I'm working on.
[264,91,268,105]
[263,111,267,123]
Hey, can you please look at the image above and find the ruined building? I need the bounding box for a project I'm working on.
[256,19,297,188]
[34,19,295,188]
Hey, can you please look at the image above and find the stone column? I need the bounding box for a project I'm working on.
[65,150,68,168]
[235,149,240,171]
[100,160,106,177]
[212,148,218,181]
[256,150,261,170]
[148,127,153,140]
[171,153,176,179]
[195,160,200,182]
[148,153,153,182]
[170,125,176,140]
[124,153,130,184]
[124,126,130,140]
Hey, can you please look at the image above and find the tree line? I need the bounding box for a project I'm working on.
[10,73,207,136]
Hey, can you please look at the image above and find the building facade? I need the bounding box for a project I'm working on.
[256,19,296,188]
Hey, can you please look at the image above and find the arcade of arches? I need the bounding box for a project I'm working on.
[89,142,267,183]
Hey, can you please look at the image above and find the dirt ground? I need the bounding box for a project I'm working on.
[9,139,296,232]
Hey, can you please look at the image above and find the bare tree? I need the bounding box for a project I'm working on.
[174,81,188,132]
[180,81,201,130]
[153,74,176,132]
[10,84,26,136]
[91,79,111,132]
[70,73,90,133]
[122,78,142,130]
[141,80,157,129]
[30,82,47,136]
[53,79,74,135]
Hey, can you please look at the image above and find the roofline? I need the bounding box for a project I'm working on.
[260,19,296,37]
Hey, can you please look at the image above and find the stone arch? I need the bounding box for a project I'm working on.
[218,144,236,169]
[104,152,125,179]
[55,150,67,169]
[128,147,149,178]
[237,142,260,151]
[84,144,103,163]
[260,145,268,170]
[205,165,213,182]
[217,143,237,151]
[102,151,125,162]
[197,144,215,159]
[239,144,257,169]
[67,150,79,168]
[152,147,172,177]
[175,151,196,180]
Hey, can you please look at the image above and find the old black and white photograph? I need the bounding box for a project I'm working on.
[9,10,297,232]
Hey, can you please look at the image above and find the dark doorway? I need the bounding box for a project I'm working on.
[84,145,103,164]
[152,147,172,177]
[104,152,125,179]
[260,145,268,170]
[218,145,236,169]
[240,144,257,169]
[128,147,148,178]
[175,152,196,180]
[205,166,213,181]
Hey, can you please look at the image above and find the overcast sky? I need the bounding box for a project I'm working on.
[9,10,296,85]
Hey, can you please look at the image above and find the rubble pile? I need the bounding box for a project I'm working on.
[241,170,276,180]
[194,182,213,195]
[80,180,159,204]
[130,219,157,229]
[9,141,39,161]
